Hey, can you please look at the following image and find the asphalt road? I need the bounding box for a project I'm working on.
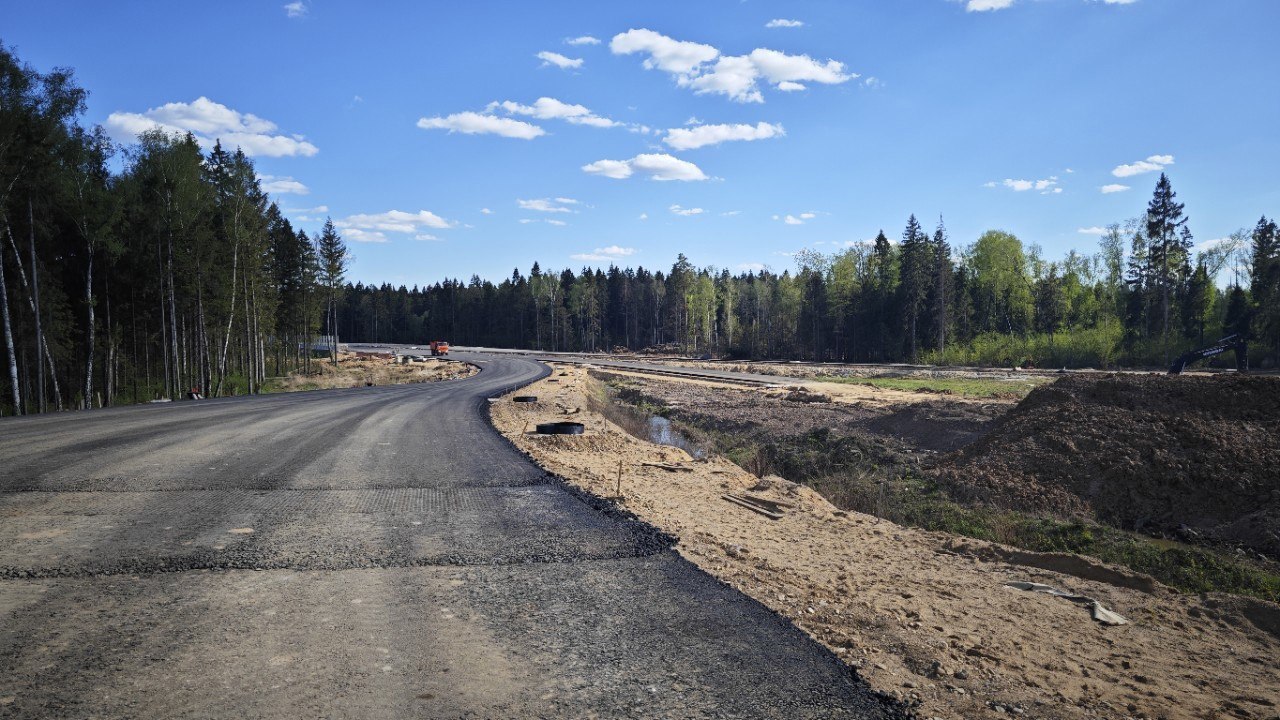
[0,354,904,719]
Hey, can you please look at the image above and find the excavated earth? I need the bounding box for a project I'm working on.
[935,373,1280,556]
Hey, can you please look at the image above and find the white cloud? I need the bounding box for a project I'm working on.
[518,198,579,213]
[416,112,544,139]
[988,176,1059,193]
[683,55,764,103]
[257,174,309,195]
[571,245,636,262]
[104,97,319,157]
[518,219,536,224]
[334,209,454,243]
[638,213,649,220]
[480,208,493,214]
[1102,0,1138,4]
[774,213,811,225]
[1100,183,1131,194]
[721,210,742,217]
[669,204,704,216]
[1077,226,1109,235]
[580,159,634,179]
[610,28,720,74]
[491,97,619,128]
[967,0,1016,10]
[582,153,708,181]
[545,219,568,226]
[565,36,601,46]
[1112,154,1174,177]
[663,121,784,151]
[415,234,441,241]
[765,19,804,28]
[748,48,854,85]
[283,1,306,18]
[284,204,327,214]
[737,262,767,272]
[610,28,852,103]
[537,51,583,70]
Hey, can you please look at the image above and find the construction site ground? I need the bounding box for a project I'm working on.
[263,353,476,393]
[491,364,1280,720]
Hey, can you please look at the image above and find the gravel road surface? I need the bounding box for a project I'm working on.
[0,354,905,719]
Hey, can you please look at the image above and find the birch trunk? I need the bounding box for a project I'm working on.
[5,214,61,409]
[0,215,20,415]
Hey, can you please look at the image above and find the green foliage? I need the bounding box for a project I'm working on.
[815,374,1047,398]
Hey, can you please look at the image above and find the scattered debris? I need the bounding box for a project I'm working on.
[1003,581,1129,625]
[722,493,784,520]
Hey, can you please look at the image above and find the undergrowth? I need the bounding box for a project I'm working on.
[814,375,1047,399]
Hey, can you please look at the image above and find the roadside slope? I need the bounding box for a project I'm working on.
[492,364,1280,720]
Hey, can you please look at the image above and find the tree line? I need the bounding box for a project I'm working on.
[2,45,350,414]
[3,43,1277,415]
[333,194,1276,370]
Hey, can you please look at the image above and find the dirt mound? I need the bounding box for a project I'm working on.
[935,373,1280,555]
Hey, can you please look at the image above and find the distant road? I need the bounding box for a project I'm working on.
[0,353,904,719]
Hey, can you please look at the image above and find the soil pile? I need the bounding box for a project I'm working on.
[935,373,1280,555]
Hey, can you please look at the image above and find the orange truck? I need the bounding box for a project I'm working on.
[429,341,450,356]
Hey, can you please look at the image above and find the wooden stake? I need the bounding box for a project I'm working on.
[616,459,623,497]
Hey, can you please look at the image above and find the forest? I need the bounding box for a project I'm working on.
[3,44,1278,415]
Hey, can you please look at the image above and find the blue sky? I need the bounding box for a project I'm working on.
[4,0,1278,285]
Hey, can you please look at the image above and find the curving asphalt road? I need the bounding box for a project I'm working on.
[0,354,905,719]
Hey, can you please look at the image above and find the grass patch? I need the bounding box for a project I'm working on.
[815,374,1047,399]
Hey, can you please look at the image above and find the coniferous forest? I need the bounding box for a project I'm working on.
[3,44,1278,414]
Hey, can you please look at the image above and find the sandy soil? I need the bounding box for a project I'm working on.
[268,353,476,392]
[491,364,1280,720]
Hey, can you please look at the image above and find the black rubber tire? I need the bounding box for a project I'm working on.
[513,396,538,403]
[535,422,585,435]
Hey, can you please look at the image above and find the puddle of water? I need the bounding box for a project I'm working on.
[647,416,706,459]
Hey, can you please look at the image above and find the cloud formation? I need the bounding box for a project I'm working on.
[663,121,784,150]
[517,198,579,213]
[257,175,309,195]
[537,51,583,70]
[417,111,545,139]
[765,19,804,28]
[774,212,817,225]
[491,97,619,128]
[105,97,319,157]
[1112,154,1174,178]
[1100,184,1131,194]
[610,28,854,103]
[283,1,306,18]
[334,210,454,243]
[565,36,600,46]
[985,176,1060,194]
[582,153,708,181]
[669,204,704,216]
[571,245,636,262]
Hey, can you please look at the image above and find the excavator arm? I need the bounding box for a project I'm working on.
[1168,334,1249,374]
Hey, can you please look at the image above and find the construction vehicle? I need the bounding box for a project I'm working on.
[1168,334,1248,374]
[430,340,450,357]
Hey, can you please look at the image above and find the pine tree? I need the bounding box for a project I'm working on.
[899,215,930,361]
[316,218,348,365]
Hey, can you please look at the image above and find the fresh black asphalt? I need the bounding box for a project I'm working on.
[0,353,907,719]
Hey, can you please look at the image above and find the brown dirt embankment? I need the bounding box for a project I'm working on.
[491,365,1280,720]
[267,353,476,392]
[935,374,1280,555]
